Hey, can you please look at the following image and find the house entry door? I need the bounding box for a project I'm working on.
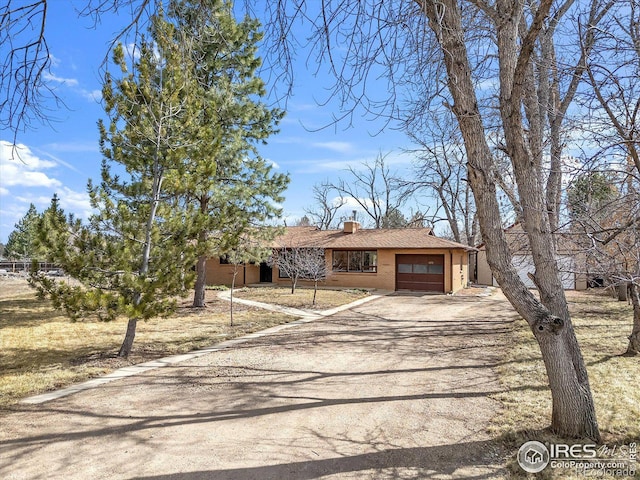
[259,262,272,283]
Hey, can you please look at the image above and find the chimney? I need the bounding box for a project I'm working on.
[343,221,360,234]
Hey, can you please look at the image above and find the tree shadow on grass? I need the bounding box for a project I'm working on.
[0,296,64,328]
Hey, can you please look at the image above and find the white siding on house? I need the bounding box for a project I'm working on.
[511,254,576,290]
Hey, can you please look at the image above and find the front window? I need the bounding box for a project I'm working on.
[333,250,377,273]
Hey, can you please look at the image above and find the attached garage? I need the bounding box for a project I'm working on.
[396,254,445,292]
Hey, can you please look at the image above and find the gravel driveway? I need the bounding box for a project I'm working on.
[0,293,517,479]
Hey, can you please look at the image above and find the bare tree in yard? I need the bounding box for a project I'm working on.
[405,111,479,245]
[271,246,326,301]
[567,169,640,355]
[304,182,347,230]
[573,1,640,354]
[298,247,327,305]
[257,0,629,440]
[225,236,271,326]
[271,247,301,294]
[326,153,413,229]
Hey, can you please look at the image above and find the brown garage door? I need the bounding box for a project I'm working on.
[396,254,445,292]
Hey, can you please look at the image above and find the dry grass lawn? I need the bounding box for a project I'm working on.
[493,289,639,479]
[0,278,369,411]
[234,285,370,310]
[1,279,350,411]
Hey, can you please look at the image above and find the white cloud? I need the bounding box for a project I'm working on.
[49,53,61,68]
[0,140,95,241]
[290,102,320,112]
[42,141,99,154]
[340,196,375,211]
[1,141,56,168]
[0,141,61,188]
[124,43,142,61]
[58,187,93,220]
[311,141,354,154]
[43,71,79,87]
[81,89,102,103]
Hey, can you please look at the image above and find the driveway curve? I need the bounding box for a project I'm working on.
[0,293,517,479]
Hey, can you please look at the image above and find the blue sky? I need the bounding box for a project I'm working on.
[0,3,419,244]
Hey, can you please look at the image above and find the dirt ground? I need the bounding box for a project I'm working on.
[0,291,515,479]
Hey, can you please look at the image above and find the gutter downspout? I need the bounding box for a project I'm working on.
[450,251,454,294]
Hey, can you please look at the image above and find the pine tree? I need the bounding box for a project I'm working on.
[5,203,40,260]
[167,0,289,307]
[30,10,198,357]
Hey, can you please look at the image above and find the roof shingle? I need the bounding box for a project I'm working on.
[272,227,474,250]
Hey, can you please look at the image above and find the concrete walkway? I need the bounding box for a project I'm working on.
[1,293,514,479]
[216,289,386,318]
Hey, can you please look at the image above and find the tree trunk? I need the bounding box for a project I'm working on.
[118,318,138,358]
[626,283,640,355]
[313,280,318,305]
[230,269,237,327]
[192,200,209,308]
[533,315,600,439]
[193,254,208,307]
[617,282,628,302]
[421,0,600,441]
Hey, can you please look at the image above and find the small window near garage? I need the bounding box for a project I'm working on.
[333,250,377,273]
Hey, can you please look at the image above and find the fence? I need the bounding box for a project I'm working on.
[0,261,62,274]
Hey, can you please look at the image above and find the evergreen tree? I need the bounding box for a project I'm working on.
[30,10,198,357]
[380,207,408,229]
[4,203,40,260]
[567,172,617,221]
[168,0,289,307]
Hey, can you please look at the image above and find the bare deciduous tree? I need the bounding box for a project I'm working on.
[405,111,478,245]
[304,182,346,230]
[298,247,326,305]
[326,153,413,229]
[1,1,54,144]
[574,0,640,354]
[2,0,157,142]
[271,246,326,298]
[267,0,605,440]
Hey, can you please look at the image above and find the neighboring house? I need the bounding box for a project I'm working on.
[471,223,587,290]
[206,221,475,293]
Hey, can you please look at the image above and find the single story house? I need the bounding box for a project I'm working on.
[471,223,587,290]
[206,221,475,293]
